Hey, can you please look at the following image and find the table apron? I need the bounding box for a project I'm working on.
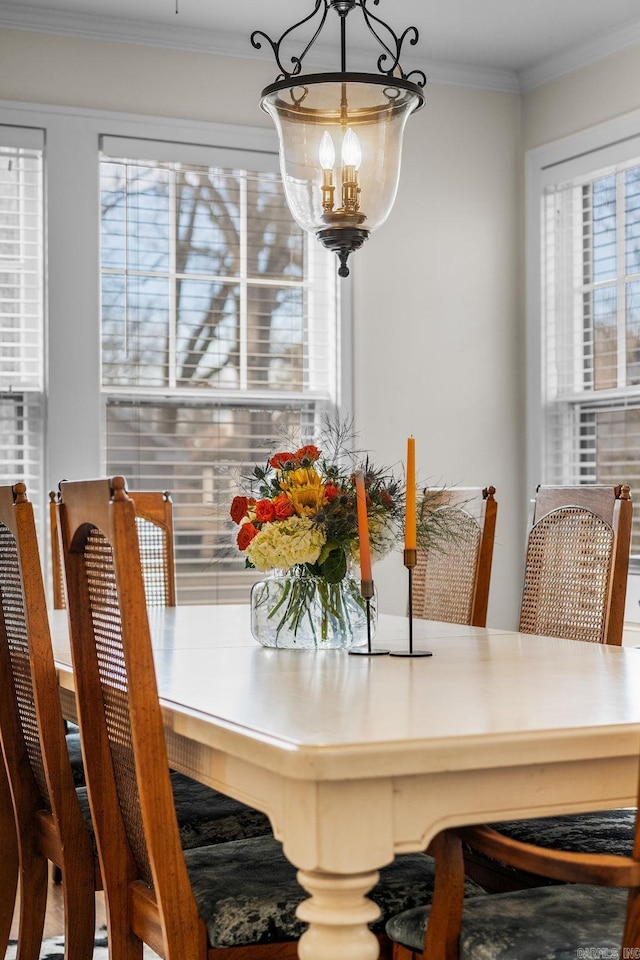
[163,723,638,874]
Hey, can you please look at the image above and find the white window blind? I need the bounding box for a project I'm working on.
[0,131,44,510]
[543,157,640,565]
[100,140,339,603]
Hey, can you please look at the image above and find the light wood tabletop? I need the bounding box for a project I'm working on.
[50,606,640,960]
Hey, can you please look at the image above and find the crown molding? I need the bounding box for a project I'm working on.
[0,2,520,93]
[518,15,640,91]
[5,2,640,96]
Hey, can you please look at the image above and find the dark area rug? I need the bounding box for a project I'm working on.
[4,927,159,960]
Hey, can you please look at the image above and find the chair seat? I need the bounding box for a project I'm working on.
[386,883,627,958]
[464,809,636,890]
[185,837,485,949]
[75,771,272,851]
[490,809,635,856]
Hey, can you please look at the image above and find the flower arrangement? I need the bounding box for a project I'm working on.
[229,422,462,647]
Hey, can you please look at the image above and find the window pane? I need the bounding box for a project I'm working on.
[592,175,616,283]
[176,279,239,387]
[626,279,640,386]
[177,168,240,277]
[246,174,304,280]
[593,285,617,390]
[247,286,304,390]
[102,274,170,387]
[581,407,640,561]
[625,166,640,276]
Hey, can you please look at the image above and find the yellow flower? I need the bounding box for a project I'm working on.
[279,467,325,518]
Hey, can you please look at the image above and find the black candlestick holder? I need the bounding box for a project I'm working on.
[348,578,389,656]
[389,549,433,658]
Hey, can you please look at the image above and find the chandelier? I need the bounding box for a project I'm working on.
[251,0,426,278]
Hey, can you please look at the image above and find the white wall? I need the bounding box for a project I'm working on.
[354,84,523,626]
[0,28,525,628]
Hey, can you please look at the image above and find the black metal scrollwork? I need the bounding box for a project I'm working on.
[251,0,426,87]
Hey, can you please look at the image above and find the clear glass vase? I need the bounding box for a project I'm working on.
[250,566,377,649]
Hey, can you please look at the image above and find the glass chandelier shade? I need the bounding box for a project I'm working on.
[252,2,426,277]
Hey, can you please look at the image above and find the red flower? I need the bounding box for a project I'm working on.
[255,499,276,523]
[273,493,295,519]
[230,495,249,524]
[269,451,297,470]
[295,444,320,463]
[237,522,259,551]
[324,484,338,501]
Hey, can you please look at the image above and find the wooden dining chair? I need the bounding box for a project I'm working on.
[0,482,99,960]
[386,814,640,960]
[50,487,176,608]
[53,486,177,790]
[54,483,275,845]
[463,483,635,893]
[57,476,476,960]
[413,486,497,627]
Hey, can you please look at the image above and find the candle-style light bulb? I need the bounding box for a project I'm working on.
[319,130,336,213]
[341,127,362,169]
[341,127,361,214]
[319,130,336,171]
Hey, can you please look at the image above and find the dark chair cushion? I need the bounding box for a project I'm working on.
[386,882,627,958]
[75,771,273,852]
[488,809,635,856]
[185,838,485,949]
[464,809,636,890]
[66,731,85,787]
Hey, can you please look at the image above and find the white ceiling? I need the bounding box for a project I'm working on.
[3,0,640,92]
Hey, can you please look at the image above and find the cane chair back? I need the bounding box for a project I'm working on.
[413,487,497,627]
[50,488,176,608]
[58,477,466,960]
[0,482,98,960]
[519,484,632,645]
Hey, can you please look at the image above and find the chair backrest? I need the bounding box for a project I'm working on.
[0,482,94,876]
[519,483,632,645]
[50,488,176,608]
[413,486,497,627]
[57,476,202,958]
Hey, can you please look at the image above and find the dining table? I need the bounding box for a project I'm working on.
[50,605,640,960]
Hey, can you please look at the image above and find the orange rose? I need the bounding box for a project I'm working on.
[237,522,259,551]
[230,495,249,524]
[295,444,320,463]
[273,493,295,519]
[269,451,296,470]
[324,484,338,501]
[255,499,276,523]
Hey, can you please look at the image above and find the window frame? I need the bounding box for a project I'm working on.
[0,99,353,597]
[527,106,640,622]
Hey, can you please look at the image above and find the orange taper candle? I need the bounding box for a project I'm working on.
[405,437,417,550]
[355,471,373,582]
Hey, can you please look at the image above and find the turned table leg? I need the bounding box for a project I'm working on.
[296,868,381,960]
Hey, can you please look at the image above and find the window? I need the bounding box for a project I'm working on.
[100,140,340,603]
[0,129,44,511]
[541,155,640,567]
